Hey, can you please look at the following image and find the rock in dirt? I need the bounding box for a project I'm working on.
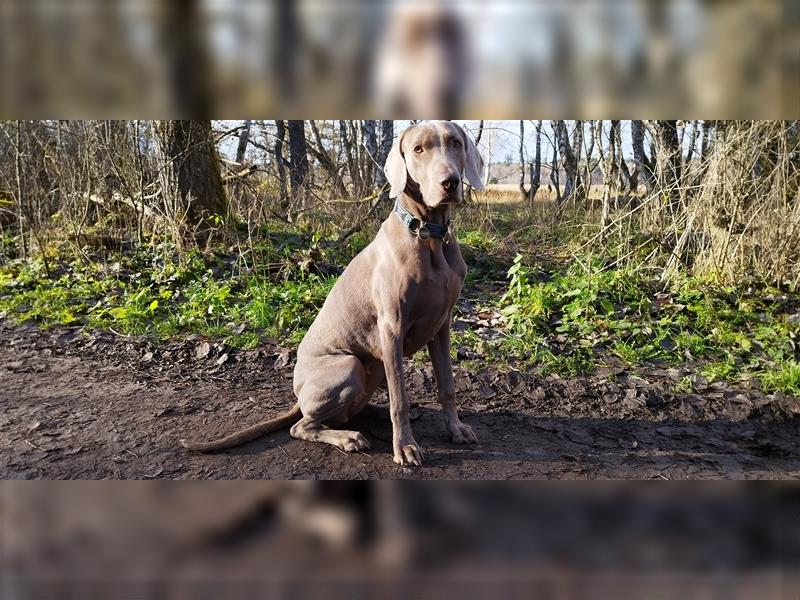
[456,346,477,360]
[274,349,292,369]
[196,342,211,359]
[479,384,497,399]
[692,375,709,391]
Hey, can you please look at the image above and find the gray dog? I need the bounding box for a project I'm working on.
[182,121,485,466]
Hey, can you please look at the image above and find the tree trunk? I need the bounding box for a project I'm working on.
[308,120,346,198]
[699,120,711,161]
[583,121,597,201]
[571,120,585,201]
[235,120,251,164]
[377,120,394,201]
[595,121,613,228]
[549,129,562,206]
[341,120,361,196]
[155,120,227,248]
[683,120,700,177]
[610,120,633,200]
[14,121,27,256]
[90,120,129,213]
[361,120,378,191]
[474,120,485,146]
[287,120,308,211]
[529,120,542,204]
[692,120,715,193]
[274,120,288,206]
[630,120,654,194]
[554,120,579,201]
[519,120,529,200]
[655,120,682,210]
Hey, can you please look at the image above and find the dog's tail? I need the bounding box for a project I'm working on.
[180,403,303,452]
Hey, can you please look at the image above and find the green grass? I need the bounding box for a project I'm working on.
[0,244,338,347]
[760,360,800,395]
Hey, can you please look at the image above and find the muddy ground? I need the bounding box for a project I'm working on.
[1,320,799,479]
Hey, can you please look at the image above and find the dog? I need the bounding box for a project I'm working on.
[181,121,485,467]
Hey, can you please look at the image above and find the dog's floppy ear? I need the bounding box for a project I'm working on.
[461,125,486,190]
[384,129,408,199]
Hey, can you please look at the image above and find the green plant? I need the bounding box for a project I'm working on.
[760,360,800,395]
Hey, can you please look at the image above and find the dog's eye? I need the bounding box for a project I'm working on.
[453,139,462,149]
[414,145,424,154]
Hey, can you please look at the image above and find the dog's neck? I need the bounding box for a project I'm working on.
[398,192,453,226]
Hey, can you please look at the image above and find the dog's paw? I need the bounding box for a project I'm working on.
[393,440,424,467]
[447,421,478,444]
[336,431,371,452]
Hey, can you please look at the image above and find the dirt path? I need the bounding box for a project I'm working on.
[1,322,798,479]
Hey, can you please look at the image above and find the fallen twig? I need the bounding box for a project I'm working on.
[24,439,46,452]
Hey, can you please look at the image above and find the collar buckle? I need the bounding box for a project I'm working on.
[394,201,451,241]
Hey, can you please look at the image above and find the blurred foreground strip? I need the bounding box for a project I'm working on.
[0,482,797,599]
[0,0,795,118]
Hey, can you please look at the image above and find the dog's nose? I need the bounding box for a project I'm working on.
[441,174,460,191]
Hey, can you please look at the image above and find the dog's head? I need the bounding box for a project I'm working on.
[384,121,485,207]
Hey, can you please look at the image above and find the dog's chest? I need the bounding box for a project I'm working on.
[403,247,465,355]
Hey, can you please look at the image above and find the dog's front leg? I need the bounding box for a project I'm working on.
[380,322,424,467]
[428,319,478,444]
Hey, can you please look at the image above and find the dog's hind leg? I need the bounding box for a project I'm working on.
[290,418,371,452]
[291,355,371,453]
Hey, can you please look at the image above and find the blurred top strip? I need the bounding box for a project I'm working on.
[0,0,795,119]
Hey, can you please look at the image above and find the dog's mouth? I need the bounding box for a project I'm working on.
[439,193,461,205]
[415,185,462,208]
[423,197,460,208]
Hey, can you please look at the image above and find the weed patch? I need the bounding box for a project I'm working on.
[497,254,800,393]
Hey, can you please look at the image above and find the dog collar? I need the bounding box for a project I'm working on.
[393,201,451,241]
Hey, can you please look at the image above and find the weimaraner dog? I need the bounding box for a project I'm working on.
[182,121,485,466]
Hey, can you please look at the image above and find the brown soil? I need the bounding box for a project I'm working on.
[1,321,798,479]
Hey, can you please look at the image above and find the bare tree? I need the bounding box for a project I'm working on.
[377,120,394,200]
[617,135,634,199]
[529,120,543,204]
[235,120,251,164]
[699,120,712,161]
[654,120,682,210]
[274,120,288,206]
[549,126,562,205]
[308,120,346,198]
[630,120,654,194]
[287,120,309,210]
[13,121,27,257]
[519,120,529,201]
[554,120,580,201]
[340,120,361,196]
[582,120,598,198]
[474,120,485,146]
[682,120,700,176]
[571,120,586,201]
[361,120,378,190]
[595,121,614,228]
[155,120,227,247]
